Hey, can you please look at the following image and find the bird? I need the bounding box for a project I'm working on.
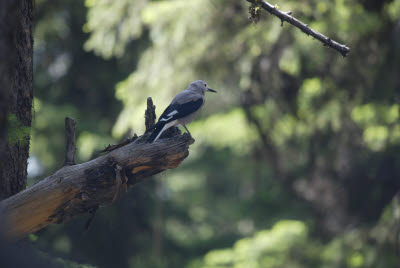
[146,80,217,143]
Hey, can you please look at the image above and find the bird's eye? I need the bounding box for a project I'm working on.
[204,83,207,87]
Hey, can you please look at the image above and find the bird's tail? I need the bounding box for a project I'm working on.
[146,122,166,143]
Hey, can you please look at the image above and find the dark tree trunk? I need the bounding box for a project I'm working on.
[0,0,33,200]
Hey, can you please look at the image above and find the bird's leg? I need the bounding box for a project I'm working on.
[183,125,192,137]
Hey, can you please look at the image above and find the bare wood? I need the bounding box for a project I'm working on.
[246,0,350,57]
[145,97,156,131]
[0,133,194,241]
[64,117,76,165]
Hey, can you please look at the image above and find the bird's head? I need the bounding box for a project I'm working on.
[190,80,217,95]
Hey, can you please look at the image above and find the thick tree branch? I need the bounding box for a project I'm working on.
[247,0,350,57]
[0,134,193,241]
[0,99,194,241]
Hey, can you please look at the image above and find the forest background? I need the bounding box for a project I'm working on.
[6,0,400,267]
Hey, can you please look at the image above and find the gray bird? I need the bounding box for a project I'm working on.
[146,80,216,143]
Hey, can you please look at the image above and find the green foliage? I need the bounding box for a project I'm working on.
[28,0,400,267]
[195,203,400,268]
[351,104,400,151]
[352,104,399,126]
[35,249,97,268]
[189,109,257,154]
[7,113,31,145]
[30,0,126,175]
[197,220,312,268]
[248,1,263,24]
[386,0,400,20]
[279,47,300,76]
[84,0,148,58]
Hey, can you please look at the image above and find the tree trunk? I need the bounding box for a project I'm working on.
[0,0,34,200]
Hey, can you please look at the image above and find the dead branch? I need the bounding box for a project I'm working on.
[64,117,77,165]
[145,97,156,131]
[247,0,350,57]
[0,98,194,241]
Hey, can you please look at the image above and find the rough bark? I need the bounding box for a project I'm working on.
[0,132,194,241]
[0,1,16,165]
[64,117,77,165]
[0,0,34,200]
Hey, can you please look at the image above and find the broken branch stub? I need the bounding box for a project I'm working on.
[64,117,76,165]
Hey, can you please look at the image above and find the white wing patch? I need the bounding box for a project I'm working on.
[160,110,178,122]
[160,117,172,122]
[167,110,178,117]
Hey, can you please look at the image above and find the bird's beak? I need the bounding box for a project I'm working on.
[207,88,217,93]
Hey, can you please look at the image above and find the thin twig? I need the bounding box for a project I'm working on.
[99,134,138,154]
[64,117,76,165]
[247,0,350,57]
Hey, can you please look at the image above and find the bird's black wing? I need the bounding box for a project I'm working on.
[146,99,204,143]
[157,98,204,123]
